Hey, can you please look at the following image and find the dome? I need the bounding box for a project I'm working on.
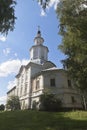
[34,28,44,45]
[42,61,56,70]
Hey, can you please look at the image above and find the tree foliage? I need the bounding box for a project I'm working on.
[0,104,5,111]
[6,96,20,111]
[40,93,62,111]
[56,0,87,92]
[0,0,16,35]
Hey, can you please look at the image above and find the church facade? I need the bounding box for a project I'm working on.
[7,29,83,110]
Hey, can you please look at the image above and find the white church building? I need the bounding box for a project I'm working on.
[7,29,83,110]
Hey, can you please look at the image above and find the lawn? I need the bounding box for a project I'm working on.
[0,110,87,130]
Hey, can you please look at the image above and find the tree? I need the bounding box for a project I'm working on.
[37,0,50,10]
[56,0,87,93]
[0,0,16,35]
[0,104,5,111]
[6,96,20,111]
[38,0,87,92]
[0,0,49,35]
[40,93,62,111]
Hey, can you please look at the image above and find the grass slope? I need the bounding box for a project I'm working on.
[0,110,87,130]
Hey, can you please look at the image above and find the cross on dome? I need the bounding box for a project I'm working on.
[34,26,44,45]
[37,26,41,36]
[38,26,40,31]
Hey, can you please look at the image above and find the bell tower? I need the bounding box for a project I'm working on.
[30,27,49,64]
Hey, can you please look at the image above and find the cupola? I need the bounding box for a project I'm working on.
[34,27,44,45]
[29,27,49,64]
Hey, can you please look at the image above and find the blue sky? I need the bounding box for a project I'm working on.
[0,0,65,104]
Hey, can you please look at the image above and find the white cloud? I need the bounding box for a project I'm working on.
[21,59,29,65]
[3,48,11,56]
[0,59,29,77]
[41,9,46,16]
[48,0,60,10]
[0,59,29,104]
[0,95,7,105]
[7,79,16,90]
[14,53,18,57]
[0,35,7,42]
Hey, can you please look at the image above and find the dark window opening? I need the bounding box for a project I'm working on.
[50,78,55,87]
[71,96,76,103]
[68,80,72,87]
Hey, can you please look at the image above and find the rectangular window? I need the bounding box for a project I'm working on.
[68,80,72,87]
[71,96,76,103]
[36,80,39,90]
[50,78,55,87]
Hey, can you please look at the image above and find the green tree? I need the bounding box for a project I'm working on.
[0,0,16,35]
[56,0,87,93]
[40,93,62,111]
[0,104,5,111]
[37,0,87,108]
[6,96,20,111]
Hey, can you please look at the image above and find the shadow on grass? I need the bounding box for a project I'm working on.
[0,110,87,130]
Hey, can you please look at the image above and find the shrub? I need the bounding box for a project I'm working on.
[6,96,20,111]
[40,93,62,111]
[0,104,5,111]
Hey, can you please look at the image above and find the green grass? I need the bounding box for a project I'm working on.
[0,110,87,130]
